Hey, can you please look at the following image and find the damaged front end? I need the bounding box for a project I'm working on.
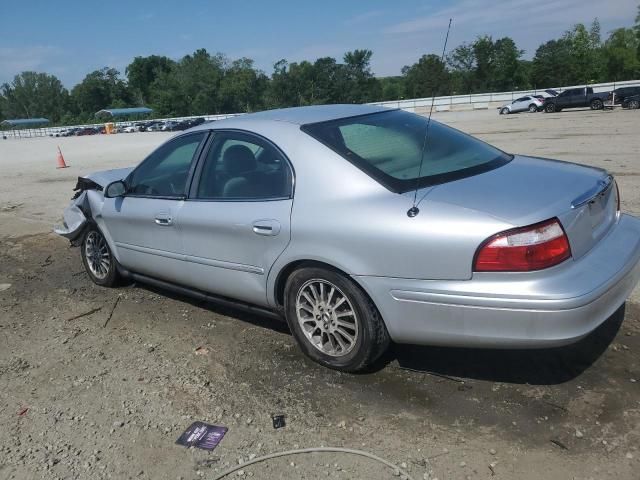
[54,167,133,244]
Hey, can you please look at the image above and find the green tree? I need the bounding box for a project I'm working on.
[401,54,450,98]
[379,76,405,100]
[342,49,380,103]
[0,71,69,122]
[149,49,225,115]
[531,38,573,87]
[218,58,268,113]
[71,67,132,115]
[492,37,526,90]
[447,43,475,93]
[603,28,640,80]
[635,5,640,60]
[563,20,603,84]
[126,55,175,104]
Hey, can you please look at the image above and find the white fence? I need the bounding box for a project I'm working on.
[369,79,640,113]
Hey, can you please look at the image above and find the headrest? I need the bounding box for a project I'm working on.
[223,145,256,175]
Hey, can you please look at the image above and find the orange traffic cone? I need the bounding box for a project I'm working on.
[56,146,68,169]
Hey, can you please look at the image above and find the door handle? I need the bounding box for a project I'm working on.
[252,220,281,236]
[154,215,173,226]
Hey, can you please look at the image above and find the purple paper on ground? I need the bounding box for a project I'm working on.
[175,422,228,451]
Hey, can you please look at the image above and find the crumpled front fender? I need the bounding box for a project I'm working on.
[54,191,90,243]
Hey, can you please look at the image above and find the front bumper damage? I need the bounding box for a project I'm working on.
[53,177,103,243]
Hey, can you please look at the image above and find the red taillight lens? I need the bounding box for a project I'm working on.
[474,218,571,272]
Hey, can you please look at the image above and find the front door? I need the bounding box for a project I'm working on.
[101,131,208,283]
[178,131,294,307]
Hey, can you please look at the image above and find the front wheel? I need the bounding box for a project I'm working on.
[500,107,509,115]
[284,267,390,372]
[545,103,556,113]
[81,226,120,287]
[590,99,603,110]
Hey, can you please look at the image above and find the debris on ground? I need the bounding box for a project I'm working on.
[272,414,286,429]
[175,422,227,451]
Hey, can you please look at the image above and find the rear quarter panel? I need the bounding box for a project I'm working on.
[264,129,513,304]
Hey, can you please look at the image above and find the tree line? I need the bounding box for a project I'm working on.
[1,11,639,126]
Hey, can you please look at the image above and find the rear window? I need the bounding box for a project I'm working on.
[301,109,511,193]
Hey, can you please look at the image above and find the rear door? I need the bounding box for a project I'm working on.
[178,130,294,307]
[101,131,208,283]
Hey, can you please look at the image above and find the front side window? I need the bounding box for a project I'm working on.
[302,109,511,193]
[128,132,207,197]
[195,132,292,200]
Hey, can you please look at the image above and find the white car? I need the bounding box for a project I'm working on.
[122,125,136,133]
[498,96,544,114]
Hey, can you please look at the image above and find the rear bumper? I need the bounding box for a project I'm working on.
[355,214,640,348]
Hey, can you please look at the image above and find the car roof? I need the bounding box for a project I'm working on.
[199,104,393,128]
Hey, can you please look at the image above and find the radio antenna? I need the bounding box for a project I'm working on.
[407,18,452,218]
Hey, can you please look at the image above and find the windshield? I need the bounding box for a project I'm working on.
[301,109,511,193]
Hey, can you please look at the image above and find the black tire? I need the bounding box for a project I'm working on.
[629,100,640,110]
[81,225,120,287]
[590,99,603,110]
[500,107,509,115]
[528,104,537,113]
[284,266,390,372]
[545,103,556,113]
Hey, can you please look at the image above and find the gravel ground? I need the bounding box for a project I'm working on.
[1,107,639,480]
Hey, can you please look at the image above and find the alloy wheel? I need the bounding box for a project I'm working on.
[84,230,111,280]
[295,279,359,357]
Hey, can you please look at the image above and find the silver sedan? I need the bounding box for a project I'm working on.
[55,105,640,372]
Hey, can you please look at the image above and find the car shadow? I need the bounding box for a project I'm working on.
[134,282,291,335]
[133,280,625,386]
[385,304,625,385]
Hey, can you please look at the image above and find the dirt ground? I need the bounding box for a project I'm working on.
[1,108,639,480]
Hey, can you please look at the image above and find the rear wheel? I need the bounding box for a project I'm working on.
[528,104,537,113]
[545,103,556,113]
[628,99,640,109]
[590,99,603,110]
[81,226,120,287]
[284,267,389,372]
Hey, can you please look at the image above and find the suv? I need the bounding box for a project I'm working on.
[610,86,640,105]
[543,87,610,113]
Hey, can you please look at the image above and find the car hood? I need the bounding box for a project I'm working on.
[425,155,607,227]
[84,167,134,187]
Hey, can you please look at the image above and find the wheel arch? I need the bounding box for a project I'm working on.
[271,259,375,312]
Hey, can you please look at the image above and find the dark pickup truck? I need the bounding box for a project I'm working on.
[543,87,610,113]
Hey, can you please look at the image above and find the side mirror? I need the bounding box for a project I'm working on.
[104,180,127,198]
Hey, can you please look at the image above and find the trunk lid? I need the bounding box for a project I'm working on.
[425,155,618,259]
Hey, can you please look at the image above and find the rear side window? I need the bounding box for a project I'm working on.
[195,132,292,200]
[302,109,511,193]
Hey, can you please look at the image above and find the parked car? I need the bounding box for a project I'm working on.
[53,129,71,137]
[543,87,610,112]
[75,127,98,136]
[498,95,544,114]
[122,124,136,133]
[621,94,640,109]
[146,122,165,132]
[54,105,640,372]
[609,86,640,105]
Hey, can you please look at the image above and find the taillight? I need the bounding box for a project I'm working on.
[474,218,571,272]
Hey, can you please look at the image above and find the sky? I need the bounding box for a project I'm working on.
[0,0,637,87]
